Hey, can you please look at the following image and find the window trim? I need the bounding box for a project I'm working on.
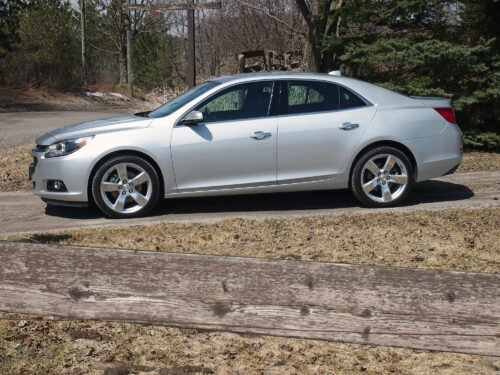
[175,80,279,127]
[278,79,373,117]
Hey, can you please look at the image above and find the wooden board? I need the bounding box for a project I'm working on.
[0,241,498,356]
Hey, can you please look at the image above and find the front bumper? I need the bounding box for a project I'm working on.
[30,149,91,203]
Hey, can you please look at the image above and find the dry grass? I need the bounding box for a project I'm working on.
[7,208,500,273]
[0,143,33,191]
[1,312,499,375]
[0,86,135,113]
[458,151,500,173]
[2,208,499,374]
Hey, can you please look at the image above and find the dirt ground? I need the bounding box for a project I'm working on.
[1,208,499,374]
[0,87,143,113]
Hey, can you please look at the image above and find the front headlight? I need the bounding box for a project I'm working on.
[44,136,94,158]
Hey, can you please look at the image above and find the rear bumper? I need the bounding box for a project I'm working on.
[407,122,463,182]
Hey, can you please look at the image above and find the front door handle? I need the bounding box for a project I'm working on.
[339,122,360,130]
[250,131,272,139]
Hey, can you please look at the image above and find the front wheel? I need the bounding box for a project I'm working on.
[92,155,160,218]
[350,147,414,207]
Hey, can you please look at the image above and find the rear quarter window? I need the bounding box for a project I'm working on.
[339,86,366,109]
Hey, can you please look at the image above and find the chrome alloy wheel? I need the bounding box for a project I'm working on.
[100,162,153,215]
[360,154,408,203]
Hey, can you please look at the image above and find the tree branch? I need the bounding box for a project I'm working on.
[295,0,312,28]
[88,41,119,55]
[234,0,306,36]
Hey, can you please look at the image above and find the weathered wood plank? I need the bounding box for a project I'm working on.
[0,241,498,356]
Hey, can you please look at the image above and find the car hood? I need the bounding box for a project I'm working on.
[36,115,153,145]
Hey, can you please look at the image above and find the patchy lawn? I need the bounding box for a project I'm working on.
[1,312,498,375]
[2,210,499,372]
[6,208,500,273]
[0,144,498,192]
[0,143,32,192]
[458,151,500,173]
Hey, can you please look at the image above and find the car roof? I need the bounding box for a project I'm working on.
[209,71,415,108]
[211,71,337,82]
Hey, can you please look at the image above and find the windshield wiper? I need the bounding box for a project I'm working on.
[134,111,151,117]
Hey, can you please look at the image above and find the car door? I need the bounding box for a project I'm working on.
[171,81,278,192]
[276,80,376,183]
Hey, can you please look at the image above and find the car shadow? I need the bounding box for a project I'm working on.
[44,179,474,219]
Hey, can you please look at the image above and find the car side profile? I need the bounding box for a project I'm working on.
[30,72,463,218]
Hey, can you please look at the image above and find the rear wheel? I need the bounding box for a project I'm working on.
[92,155,159,218]
[350,146,413,207]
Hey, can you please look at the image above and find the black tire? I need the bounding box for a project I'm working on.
[350,146,414,207]
[92,155,160,218]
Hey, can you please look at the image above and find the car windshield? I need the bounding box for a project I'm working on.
[146,81,221,118]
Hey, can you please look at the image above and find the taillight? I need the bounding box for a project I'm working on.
[434,107,456,124]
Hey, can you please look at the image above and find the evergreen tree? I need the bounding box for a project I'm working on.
[0,0,80,88]
[323,0,500,131]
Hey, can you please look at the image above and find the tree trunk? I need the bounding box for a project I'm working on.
[296,0,343,73]
[117,30,128,84]
[118,6,127,84]
[302,34,320,72]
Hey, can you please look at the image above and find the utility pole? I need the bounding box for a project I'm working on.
[126,0,133,97]
[187,0,195,88]
[79,0,88,86]
[122,1,221,89]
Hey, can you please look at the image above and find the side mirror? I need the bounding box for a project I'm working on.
[180,110,203,125]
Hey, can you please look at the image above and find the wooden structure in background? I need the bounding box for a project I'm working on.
[236,50,302,73]
[0,241,498,356]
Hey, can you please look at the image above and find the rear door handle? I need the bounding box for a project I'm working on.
[250,131,272,139]
[339,122,360,130]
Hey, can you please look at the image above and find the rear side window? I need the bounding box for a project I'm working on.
[339,86,366,109]
[285,81,339,115]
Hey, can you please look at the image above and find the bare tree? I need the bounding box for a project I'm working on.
[86,0,172,85]
[193,0,304,78]
[234,0,343,72]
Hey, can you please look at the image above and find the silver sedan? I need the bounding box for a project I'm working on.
[30,72,463,218]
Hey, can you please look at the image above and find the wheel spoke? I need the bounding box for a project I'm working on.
[389,174,408,185]
[113,194,126,212]
[366,160,380,176]
[383,155,396,172]
[131,171,149,186]
[381,183,392,202]
[101,182,120,192]
[363,178,378,193]
[130,191,148,207]
[116,164,128,182]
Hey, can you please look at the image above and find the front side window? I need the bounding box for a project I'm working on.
[285,81,339,115]
[196,81,274,123]
[148,81,220,118]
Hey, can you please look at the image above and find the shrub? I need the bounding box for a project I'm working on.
[462,131,500,151]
